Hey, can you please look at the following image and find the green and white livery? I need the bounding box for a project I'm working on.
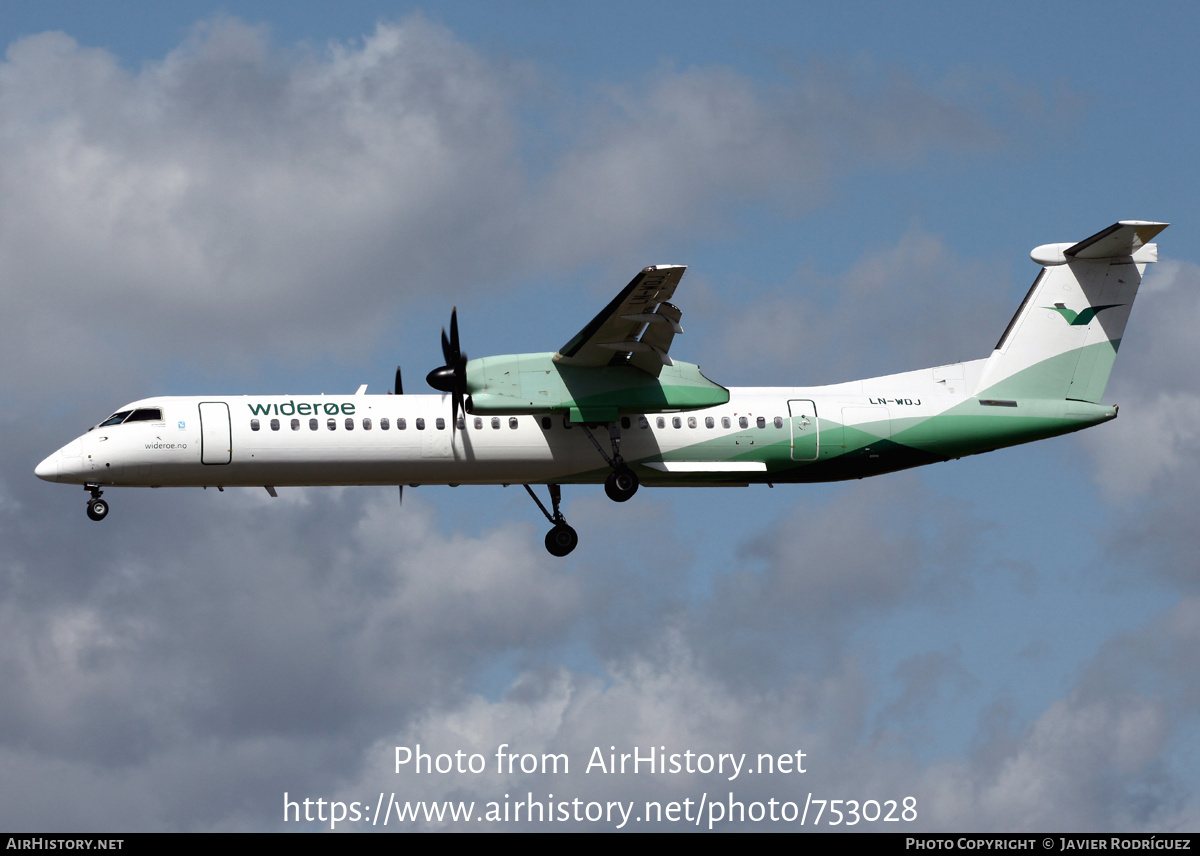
[36,220,1168,556]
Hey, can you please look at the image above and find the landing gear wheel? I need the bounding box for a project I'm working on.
[604,466,639,502]
[86,499,109,521]
[545,523,578,557]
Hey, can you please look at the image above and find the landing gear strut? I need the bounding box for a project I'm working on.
[581,422,640,503]
[524,483,578,557]
[85,484,108,522]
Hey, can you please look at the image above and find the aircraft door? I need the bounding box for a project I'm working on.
[788,399,819,461]
[199,402,232,465]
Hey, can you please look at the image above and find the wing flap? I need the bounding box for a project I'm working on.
[643,461,767,473]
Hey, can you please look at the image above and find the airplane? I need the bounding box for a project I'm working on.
[36,220,1167,556]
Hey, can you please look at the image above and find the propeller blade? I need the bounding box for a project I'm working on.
[429,308,468,431]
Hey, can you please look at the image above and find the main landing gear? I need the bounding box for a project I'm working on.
[84,484,108,521]
[604,466,638,503]
[524,484,578,557]
[523,419,642,555]
[580,422,639,503]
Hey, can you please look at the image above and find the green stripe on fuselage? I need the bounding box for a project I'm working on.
[977,339,1121,403]
[622,398,1114,486]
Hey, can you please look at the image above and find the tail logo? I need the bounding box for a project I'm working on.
[1044,303,1122,326]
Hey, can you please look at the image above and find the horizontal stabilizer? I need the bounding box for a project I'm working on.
[1031,221,1168,265]
[1066,220,1168,259]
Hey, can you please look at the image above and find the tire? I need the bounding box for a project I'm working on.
[544,523,578,557]
[86,499,109,521]
[604,466,639,502]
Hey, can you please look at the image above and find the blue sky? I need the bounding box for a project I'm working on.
[3,1,1199,831]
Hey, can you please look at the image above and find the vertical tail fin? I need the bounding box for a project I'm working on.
[973,221,1168,403]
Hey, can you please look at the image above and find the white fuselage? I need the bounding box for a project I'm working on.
[34,360,1115,492]
[36,388,818,488]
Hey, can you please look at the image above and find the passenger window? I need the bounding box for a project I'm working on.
[492,417,501,429]
[309,418,318,431]
[327,418,337,430]
[363,418,372,430]
[398,418,407,430]
[380,418,390,430]
[638,416,649,429]
[774,416,784,429]
[475,417,484,430]
[345,418,354,430]
[672,417,681,429]
[457,417,465,430]
[416,418,425,430]
[687,416,697,428]
[251,419,260,431]
[509,417,518,429]
[541,416,551,429]
[436,418,445,430]
[756,417,766,429]
[739,417,748,429]
[621,416,631,429]
[657,417,665,429]
[705,416,714,428]
[291,418,300,431]
[270,419,280,431]
[721,416,730,429]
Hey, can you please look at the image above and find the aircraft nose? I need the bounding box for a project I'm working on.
[36,439,85,483]
[35,452,59,481]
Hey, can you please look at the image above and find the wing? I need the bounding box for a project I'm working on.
[554,265,686,377]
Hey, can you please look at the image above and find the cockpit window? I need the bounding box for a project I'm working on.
[99,408,161,427]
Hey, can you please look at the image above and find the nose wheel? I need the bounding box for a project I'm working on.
[85,485,109,521]
[524,483,578,556]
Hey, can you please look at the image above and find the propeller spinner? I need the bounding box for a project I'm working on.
[426,308,468,427]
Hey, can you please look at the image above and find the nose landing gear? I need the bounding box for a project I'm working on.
[84,485,109,521]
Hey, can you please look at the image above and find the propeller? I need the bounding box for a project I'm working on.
[425,308,468,428]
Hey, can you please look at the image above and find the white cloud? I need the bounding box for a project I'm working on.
[1082,259,1200,501]
[0,17,1014,400]
[717,228,1013,384]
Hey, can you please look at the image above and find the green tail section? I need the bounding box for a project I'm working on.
[973,221,1167,403]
